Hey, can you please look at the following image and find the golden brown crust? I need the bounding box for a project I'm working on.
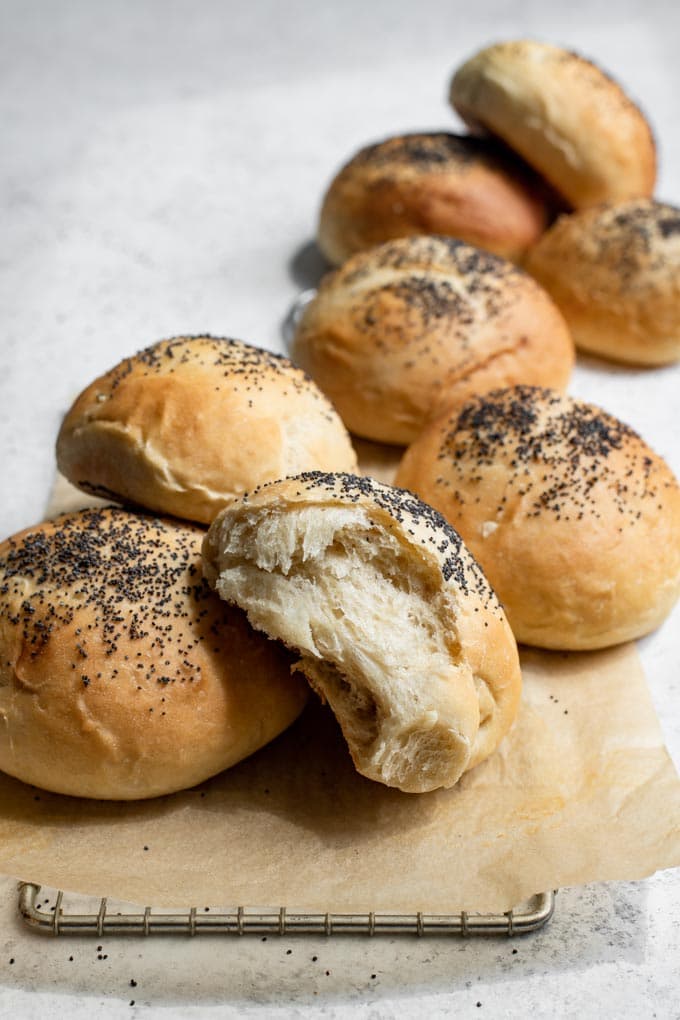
[395,387,680,650]
[525,199,680,365]
[0,507,308,799]
[56,336,358,525]
[450,40,656,209]
[291,235,574,445]
[317,132,551,264]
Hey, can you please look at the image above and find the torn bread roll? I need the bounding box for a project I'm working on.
[291,235,574,445]
[0,507,308,799]
[317,131,552,265]
[56,335,358,525]
[396,386,680,650]
[450,40,656,209]
[524,199,680,365]
[202,472,522,794]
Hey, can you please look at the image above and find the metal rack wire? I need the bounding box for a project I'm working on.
[281,287,317,349]
[17,884,555,938]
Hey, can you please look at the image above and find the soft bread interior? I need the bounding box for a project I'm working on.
[205,504,480,792]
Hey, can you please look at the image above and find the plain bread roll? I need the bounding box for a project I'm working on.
[450,40,656,209]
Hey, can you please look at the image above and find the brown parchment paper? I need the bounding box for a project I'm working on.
[0,473,678,913]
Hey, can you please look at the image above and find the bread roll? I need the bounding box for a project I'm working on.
[525,199,680,365]
[450,40,656,209]
[317,132,552,265]
[396,386,680,650]
[202,472,521,794]
[56,335,358,525]
[291,235,574,445]
[0,507,308,799]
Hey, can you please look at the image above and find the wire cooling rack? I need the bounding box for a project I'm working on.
[17,884,555,938]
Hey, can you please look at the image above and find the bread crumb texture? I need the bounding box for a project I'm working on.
[203,472,521,793]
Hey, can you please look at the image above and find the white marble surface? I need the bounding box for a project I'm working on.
[1,1,679,1016]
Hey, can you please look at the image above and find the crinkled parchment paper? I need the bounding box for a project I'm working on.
[0,473,678,912]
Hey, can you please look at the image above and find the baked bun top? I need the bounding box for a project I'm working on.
[291,235,574,445]
[395,386,680,650]
[317,131,552,265]
[450,40,656,209]
[524,199,680,365]
[0,507,308,799]
[56,335,358,525]
[202,471,522,794]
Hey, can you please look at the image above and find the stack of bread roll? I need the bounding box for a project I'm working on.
[313,39,680,368]
[450,40,680,366]
[291,39,680,653]
[1,39,678,806]
[0,337,357,800]
[0,333,522,799]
